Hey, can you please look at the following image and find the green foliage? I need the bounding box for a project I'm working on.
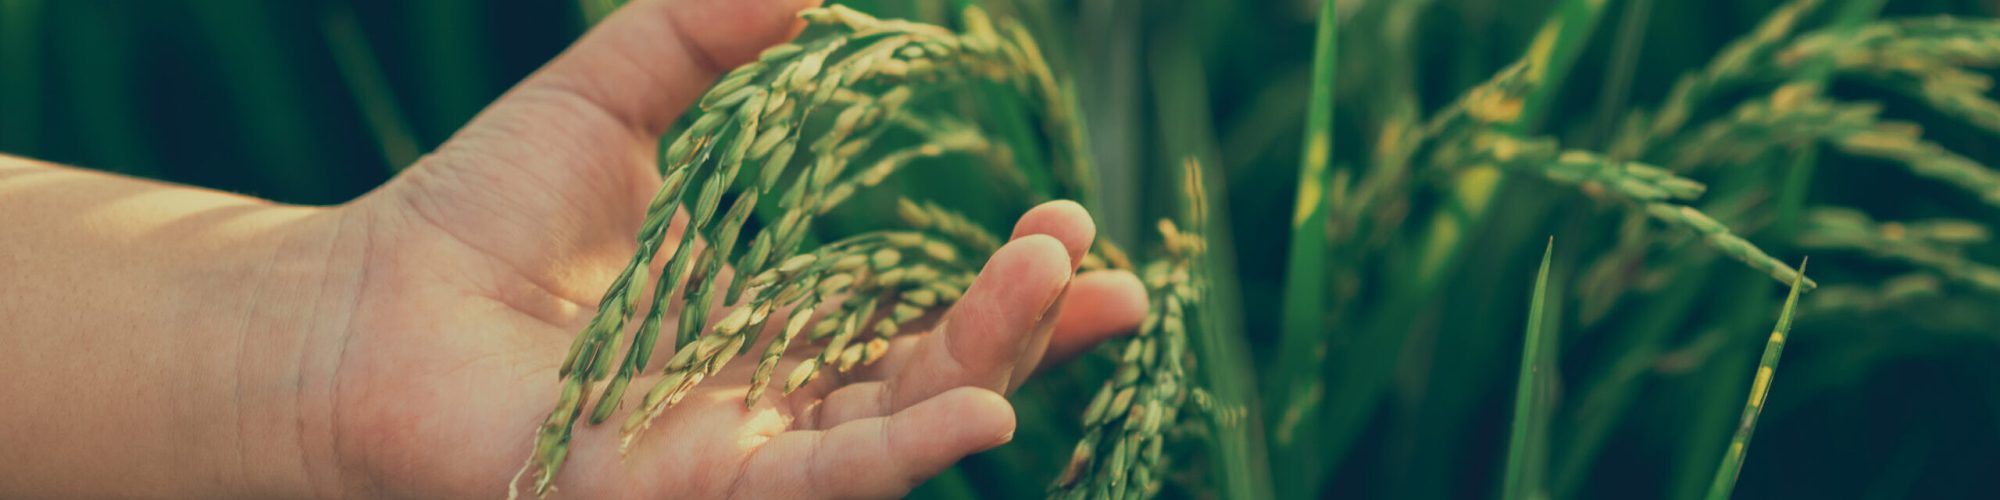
[1501,239,1557,500]
[9,0,2000,498]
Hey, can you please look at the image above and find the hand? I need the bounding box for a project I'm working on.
[312,0,1149,497]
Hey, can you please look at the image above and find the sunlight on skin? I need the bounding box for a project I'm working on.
[0,0,1150,497]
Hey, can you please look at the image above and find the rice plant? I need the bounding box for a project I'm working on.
[12,0,2000,498]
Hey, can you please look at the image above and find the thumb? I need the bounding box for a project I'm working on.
[374,0,819,299]
[501,0,822,141]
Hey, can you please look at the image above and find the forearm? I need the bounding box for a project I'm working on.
[0,156,349,498]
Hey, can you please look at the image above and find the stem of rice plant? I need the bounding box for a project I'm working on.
[1268,0,1339,496]
[1500,238,1556,500]
[322,4,420,171]
[1702,259,1809,500]
[1583,0,1653,149]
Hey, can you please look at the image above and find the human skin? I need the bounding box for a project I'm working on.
[0,0,1150,498]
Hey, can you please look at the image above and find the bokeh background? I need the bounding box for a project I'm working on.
[4,0,1999,498]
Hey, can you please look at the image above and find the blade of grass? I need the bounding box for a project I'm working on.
[1268,1,1338,496]
[1501,238,1557,500]
[1583,0,1653,149]
[1702,259,1809,500]
[1,0,44,155]
[323,5,420,171]
[1385,183,1567,500]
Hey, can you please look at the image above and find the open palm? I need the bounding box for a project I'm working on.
[311,0,1148,497]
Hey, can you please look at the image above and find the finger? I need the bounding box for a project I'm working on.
[1041,270,1149,368]
[1001,200,1095,387]
[1010,200,1095,271]
[774,264,1136,462]
[803,381,888,430]
[845,272,1139,384]
[886,235,1071,411]
[737,387,1014,498]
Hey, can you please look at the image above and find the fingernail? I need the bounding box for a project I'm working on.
[992,431,1016,447]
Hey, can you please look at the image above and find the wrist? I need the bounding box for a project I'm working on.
[207,205,372,499]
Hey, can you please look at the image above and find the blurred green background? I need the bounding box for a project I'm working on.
[4,0,2000,498]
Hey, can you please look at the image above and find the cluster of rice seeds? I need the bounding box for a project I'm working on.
[1618,0,1827,157]
[1662,84,1880,170]
[638,231,974,439]
[1656,80,2000,209]
[1052,165,1209,499]
[770,234,978,399]
[1471,3,2000,329]
[894,189,1130,274]
[897,197,1002,255]
[1783,17,2000,77]
[1419,61,1535,141]
[1826,123,2000,208]
[1051,235,1196,500]
[1452,131,1815,289]
[1797,207,2000,293]
[1641,13,2000,194]
[1800,272,1945,315]
[514,6,1082,497]
[815,119,997,213]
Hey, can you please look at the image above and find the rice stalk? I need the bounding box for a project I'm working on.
[1797,207,2000,293]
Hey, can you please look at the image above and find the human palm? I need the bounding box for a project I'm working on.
[310,0,1147,497]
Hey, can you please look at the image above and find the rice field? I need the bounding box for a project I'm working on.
[3,0,1997,498]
